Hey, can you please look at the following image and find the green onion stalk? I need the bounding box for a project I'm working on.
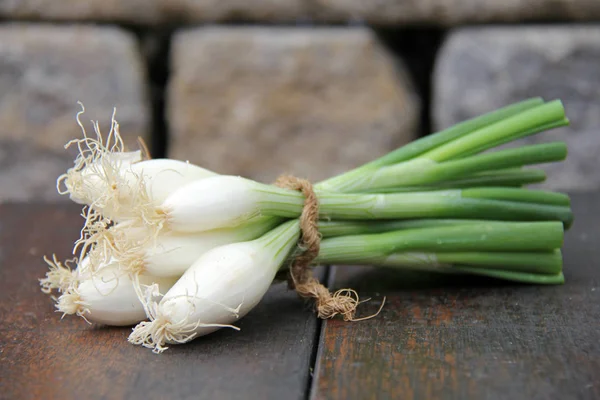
[311,220,565,285]
[261,98,573,285]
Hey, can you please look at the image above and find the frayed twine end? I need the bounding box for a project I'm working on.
[295,277,386,322]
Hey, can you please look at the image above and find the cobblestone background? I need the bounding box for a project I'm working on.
[1,1,598,200]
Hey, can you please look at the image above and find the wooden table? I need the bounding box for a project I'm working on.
[1,193,599,400]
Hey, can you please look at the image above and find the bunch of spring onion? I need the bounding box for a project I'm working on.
[40,98,573,353]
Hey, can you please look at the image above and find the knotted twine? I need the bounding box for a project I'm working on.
[274,175,385,321]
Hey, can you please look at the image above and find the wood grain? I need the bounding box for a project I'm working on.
[311,192,600,400]
[0,203,322,400]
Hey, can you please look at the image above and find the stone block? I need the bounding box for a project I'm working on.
[434,26,600,192]
[0,24,150,201]
[167,27,420,184]
[0,0,162,25]
[312,0,600,25]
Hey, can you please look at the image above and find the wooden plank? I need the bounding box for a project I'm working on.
[0,203,321,400]
[311,192,600,400]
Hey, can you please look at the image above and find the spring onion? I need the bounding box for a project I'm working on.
[39,97,574,354]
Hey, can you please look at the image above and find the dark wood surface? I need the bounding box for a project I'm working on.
[0,203,322,400]
[1,194,599,400]
[311,192,600,400]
